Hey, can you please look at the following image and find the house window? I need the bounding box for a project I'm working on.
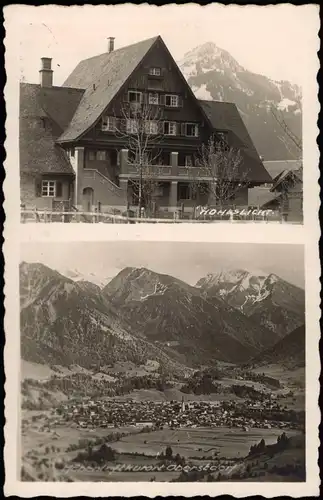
[145,121,158,135]
[185,123,199,137]
[96,151,106,161]
[41,180,56,197]
[128,91,142,103]
[165,94,179,107]
[102,116,116,131]
[148,93,159,105]
[164,121,177,136]
[70,148,75,158]
[185,155,193,167]
[149,67,161,76]
[126,119,139,134]
[89,151,106,160]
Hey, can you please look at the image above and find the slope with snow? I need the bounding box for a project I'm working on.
[20,263,188,376]
[197,269,305,338]
[103,267,279,365]
[61,268,110,289]
[178,41,302,160]
[20,263,305,372]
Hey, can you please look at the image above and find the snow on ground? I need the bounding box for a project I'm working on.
[141,282,168,301]
[277,98,297,111]
[179,62,197,78]
[192,84,212,101]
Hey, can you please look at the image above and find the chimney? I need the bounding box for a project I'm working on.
[39,57,53,87]
[108,37,115,53]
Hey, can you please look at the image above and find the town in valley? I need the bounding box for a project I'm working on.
[20,241,306,482]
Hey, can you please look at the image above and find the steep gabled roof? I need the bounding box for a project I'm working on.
[199,100,272,184]
[270,168,303,192]
[58,36,159,143]
[20,83,82,175]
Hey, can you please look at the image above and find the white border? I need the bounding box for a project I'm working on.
[3,4,321,497]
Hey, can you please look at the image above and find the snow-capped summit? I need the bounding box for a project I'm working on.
[196,268,299,313]
[103,266,194,305]
[179,41,243,79]
[196,268,305,338]
[59,268,109,289]
[178,41,302,160]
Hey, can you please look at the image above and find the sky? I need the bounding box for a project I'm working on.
[10,4,318,87]
[20,241,305,289]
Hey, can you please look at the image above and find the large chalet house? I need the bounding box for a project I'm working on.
[20,35,271,217]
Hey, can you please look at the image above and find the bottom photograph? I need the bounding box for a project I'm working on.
[20,240,305,483]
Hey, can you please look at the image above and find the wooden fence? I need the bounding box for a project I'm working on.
[20,208,300,224]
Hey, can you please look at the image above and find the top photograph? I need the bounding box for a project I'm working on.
[19,5,305,225]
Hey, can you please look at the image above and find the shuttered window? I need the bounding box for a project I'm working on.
[126,119,139,134]
[101,116,117,131]
[148,93,159,105]
[41,180,61,197]
[164,121,177,136]
[128,91,142,103]
[165,94,179,107]
[185,123,199,137]
[145,121,158,135]
[149,67,161,76]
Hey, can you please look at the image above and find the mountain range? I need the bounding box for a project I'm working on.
[20,262,305,372]
[196,269,305,339]
[178,42,302,161]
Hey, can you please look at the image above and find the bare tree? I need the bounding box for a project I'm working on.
[194,135,249,208]
[270,102,303,209]
[113,99,164,216]
[271,102,302,162]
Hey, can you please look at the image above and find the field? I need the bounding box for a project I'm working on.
[110,387,243,403]
[21,410,138,456]
[21,360,117,382]
[21,402,303,483]
[252,364,305,388]
[109,426,301,459]
[21,358,305,482]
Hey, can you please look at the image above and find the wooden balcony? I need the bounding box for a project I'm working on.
[118,150,213,181]
[124,164,172,178]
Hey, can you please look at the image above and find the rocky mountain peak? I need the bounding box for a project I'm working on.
[178,41,302,160]
[180,41,243,78]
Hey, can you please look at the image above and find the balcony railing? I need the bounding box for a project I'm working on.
[125,164,172,176]
[120,163,211,180]
[178,166,201,177]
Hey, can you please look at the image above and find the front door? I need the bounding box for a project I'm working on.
[82,187,94,212]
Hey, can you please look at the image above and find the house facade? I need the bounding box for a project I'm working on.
[248,160,303,222]
[20,36,270,217]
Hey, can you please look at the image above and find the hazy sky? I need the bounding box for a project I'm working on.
[12,4,318,86]
[21,241,305,288]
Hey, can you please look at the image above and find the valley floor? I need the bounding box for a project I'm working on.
[20,360,305,482]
